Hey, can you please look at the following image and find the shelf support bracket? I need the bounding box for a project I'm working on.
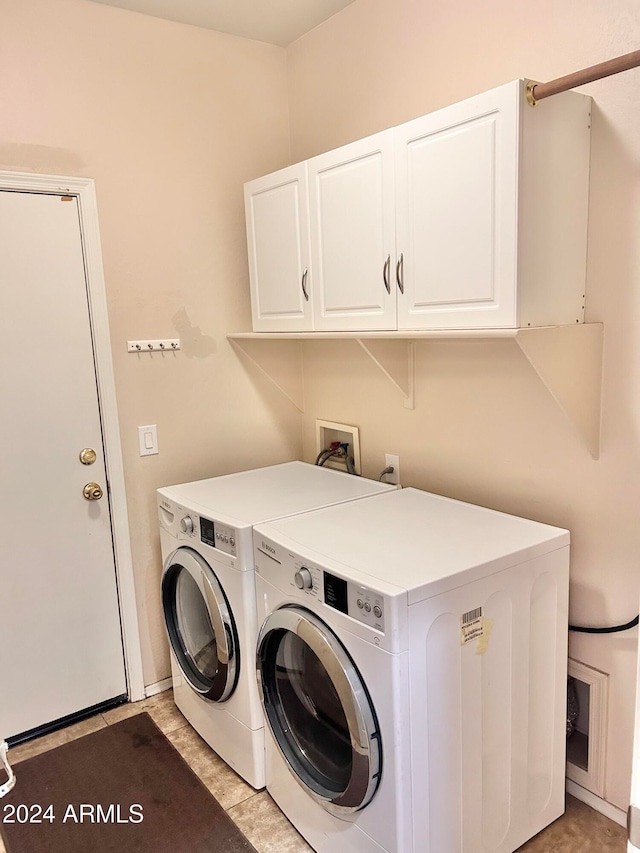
[516,323,603,459]
[229,338,304,412]
[356,338,416,409]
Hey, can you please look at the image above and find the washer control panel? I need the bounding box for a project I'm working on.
[288,559,384,634]
[254,536,386,635]
[294,567,313,590]
[347,584,385,632]
[200,516,237,557]
[290,560,322,597]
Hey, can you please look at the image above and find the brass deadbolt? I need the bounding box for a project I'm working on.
[79,448,97,465]
[83,482,103,501]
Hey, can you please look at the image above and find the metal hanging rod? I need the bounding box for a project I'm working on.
[526,48,640,106]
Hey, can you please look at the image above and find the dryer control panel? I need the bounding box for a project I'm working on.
[200,516,237,557]
[157,496,238,559]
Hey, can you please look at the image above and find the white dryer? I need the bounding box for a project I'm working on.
[158,462,393,789]
[254,487,570,853]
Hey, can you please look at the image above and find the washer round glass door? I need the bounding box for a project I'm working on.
[257,605,381,815]
[162,547,238,702]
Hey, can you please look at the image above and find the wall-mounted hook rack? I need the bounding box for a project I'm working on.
[127,339,181,353]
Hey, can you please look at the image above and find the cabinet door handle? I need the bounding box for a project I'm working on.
[396,253,404,294]
[301,268,309,301]
[383,255,391,294]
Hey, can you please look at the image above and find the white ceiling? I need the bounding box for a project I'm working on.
[89,0,356,46]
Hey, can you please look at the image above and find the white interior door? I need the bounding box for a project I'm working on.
[0,189,127,740]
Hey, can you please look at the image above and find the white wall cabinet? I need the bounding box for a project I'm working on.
[395,84,518,329]
[395,81,591,329]
[244,163,312,331]
[308,131,396,330]
[244,80,591,333]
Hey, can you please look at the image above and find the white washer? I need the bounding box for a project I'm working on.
[158,461,393,789]
[254,487,570,853]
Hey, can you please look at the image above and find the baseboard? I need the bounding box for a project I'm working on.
[566,778,627,828]
[144,677,172,698]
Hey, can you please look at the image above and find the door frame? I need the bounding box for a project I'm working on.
[0,170,145,702]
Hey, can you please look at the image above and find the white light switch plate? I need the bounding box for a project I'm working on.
[138,424,158,456]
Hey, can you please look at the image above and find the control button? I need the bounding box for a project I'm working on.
[229,537,235,547]
[373,605,383,618]
[216,532,221,540]
[356,599,364,609]
[364,602,372,613]
[224,535,229,543]
[179,516,193,534]
[294,567,313,590]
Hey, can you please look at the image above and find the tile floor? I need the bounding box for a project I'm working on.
[0,691,628,853]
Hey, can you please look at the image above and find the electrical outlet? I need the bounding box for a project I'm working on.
[315,420,361,474]
[384,453,400,485]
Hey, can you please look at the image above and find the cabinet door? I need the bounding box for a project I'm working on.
[395,82,519,329]
[308,131,396,331]
[244,163,312,331]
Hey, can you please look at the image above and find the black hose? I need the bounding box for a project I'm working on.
[345,455,359,476]
[315,448,334,467]
[569,615,639,634]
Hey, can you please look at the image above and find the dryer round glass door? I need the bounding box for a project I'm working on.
[162,547,239,702]
[257,605,381,815]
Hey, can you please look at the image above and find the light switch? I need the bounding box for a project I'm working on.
[138,424,158,456]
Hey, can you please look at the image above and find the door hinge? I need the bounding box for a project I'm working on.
[628,804,640,846]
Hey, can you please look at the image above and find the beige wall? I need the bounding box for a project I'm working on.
[0,0,300,686]
[287,0,640,810]
[3,0,638,816]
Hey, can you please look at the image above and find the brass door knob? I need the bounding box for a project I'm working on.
[83,482,103,501]
[79,448,97,465]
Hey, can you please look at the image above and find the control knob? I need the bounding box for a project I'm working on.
[180,516,194,534]
[294,567,313,590]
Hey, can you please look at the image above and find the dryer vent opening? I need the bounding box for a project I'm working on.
[566,659,608,799]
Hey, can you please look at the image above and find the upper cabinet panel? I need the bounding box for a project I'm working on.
[308,131,396,331]
[244,163,312,331]
[395,83,518,329]
[243,80,591,334]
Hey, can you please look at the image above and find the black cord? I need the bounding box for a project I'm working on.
[569,615,639,634]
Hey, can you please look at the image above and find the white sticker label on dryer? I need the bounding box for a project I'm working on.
[460,606,483,646]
